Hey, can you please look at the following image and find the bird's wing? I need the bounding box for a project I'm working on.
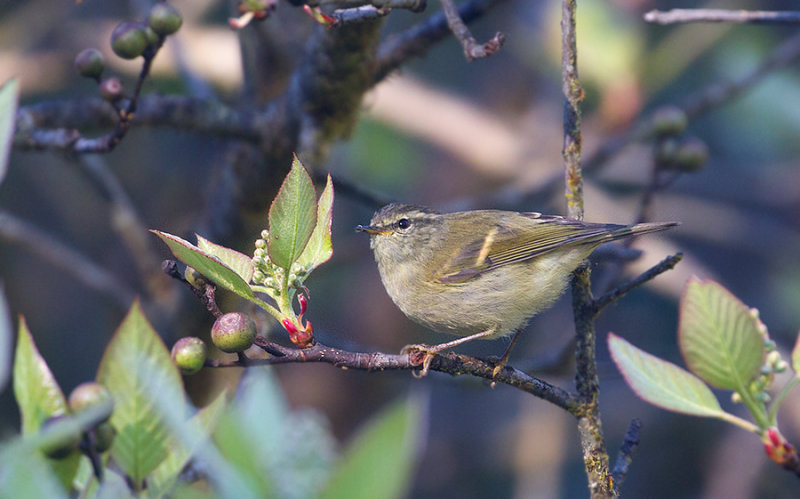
[433,214,622,284]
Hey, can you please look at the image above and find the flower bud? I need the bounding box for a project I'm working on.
[148,3,183,36]
[184,266,206,289]
[672,138,708,173]
[99,77,124,102]
[211,313,257,353]
[650,106,688,137]
[111,21,148,60]
[74,48,105,79]
[171,337,208,374]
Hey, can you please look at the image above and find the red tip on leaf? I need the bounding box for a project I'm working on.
[303,5,337,27]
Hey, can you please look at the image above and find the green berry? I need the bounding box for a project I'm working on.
[92,421,117,453]
[171,337,208,374]
[672,138,708,173]
[650,106,688,137]
[211,312,257,353]
[111,21,148,59]
[74,48,105,79]
[148,3,183,36]
[140,23,160,48]
[69,382,114,423]
[40,415,82,459]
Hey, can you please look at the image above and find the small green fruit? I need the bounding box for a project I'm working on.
[74,48,105,79]
[40,415,82,459]
[672,138,708,173]
[211,312,257,353]
[68,382,114,422]
[171,336,208,375]
[650,106,688,138]
[148,3,183,36]
[92,421,117,453]
[111,21,148,59]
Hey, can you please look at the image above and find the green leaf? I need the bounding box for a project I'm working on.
[231,367,335,499]
[12,316,81,488]
[0,79,19,186]
[0,440,67,499]
[297,173,334,274]
[792,332,800,375]
[0,286,12,392]
[268,155,317,269]
[609,333,727,418]
[149,391,228,498]
[152,230,254,299]
[322,398,421,499]
[196,235,254,284]
[96,300,186,486]
[679,277,765,390]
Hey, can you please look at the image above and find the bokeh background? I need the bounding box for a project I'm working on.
[2,0,800,497]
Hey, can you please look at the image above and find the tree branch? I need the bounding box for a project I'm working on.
[644,9,800,25]
[592,253,683,316]
[203,335,581,412]
[439,0,504,61]
[0,210,134,308]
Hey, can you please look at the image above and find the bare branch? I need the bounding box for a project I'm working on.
[203,335,581,412]
[0,210,134,308]
[645,9,800,25]
[592,253,683,316]
[440,0,504,61]
[612,418,643,494]
[375,0,507,81]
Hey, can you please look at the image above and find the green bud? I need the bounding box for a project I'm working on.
[68,382,114,423]
[650,106,688,137]
[255,239,267,249]
[211,313,257,353]
[672,138,708,173]
[730,392,742,403]
[184,266,207,289]
[99,77,123,102]
[254,248,265,259]
[253,269,265,283]
[110,21,148,59]
[40,415,82,459]
[757,392,771,403]
[171,337,208,375]
[148,3,183,36]
[260,229,269,239]
[74,48,105,79]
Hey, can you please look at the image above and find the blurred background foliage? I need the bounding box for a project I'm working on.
[1,0,800,497]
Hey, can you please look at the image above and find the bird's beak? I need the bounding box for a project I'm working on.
[356,225,391,235]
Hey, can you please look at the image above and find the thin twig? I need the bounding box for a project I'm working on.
[333,5,391,24]
[0,210,134,308]
[374,0,507,80]
[592,253,683,315]
[161,260,222,318]
[611,418,642,495]
[74,155,173,302]
[306,0,426,10]
[561,0,583,221]
[439,0,504,61]
[645,9,800,25]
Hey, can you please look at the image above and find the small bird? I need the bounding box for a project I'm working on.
[357,203,677,377]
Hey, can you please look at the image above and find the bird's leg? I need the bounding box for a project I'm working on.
[402,328,497,377]
[489,327,523,386]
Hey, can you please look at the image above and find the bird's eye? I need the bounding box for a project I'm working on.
[397,218,411,229]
